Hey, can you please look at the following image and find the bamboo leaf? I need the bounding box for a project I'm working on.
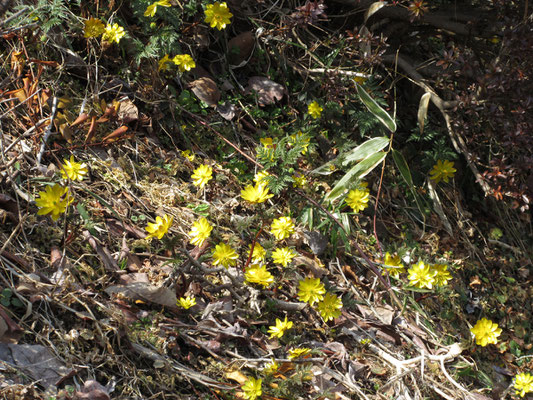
[356,83,396,132]
[417,92,431,135]
[326,151,387,203]
[341,136,390,166]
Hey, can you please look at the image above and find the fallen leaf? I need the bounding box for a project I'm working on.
[244,76,286,106]
[117,98,138,124]
[226,369,248,384]
[190,77,220,107]
[105,282,177,308]
[0,344,70,388]
[216,101,236,120]
[294,255,328,277]
[75,380,111,400]
[228,31,255,67]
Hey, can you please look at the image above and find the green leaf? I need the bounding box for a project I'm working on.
[341,136,390,166]
[392,149,427,232]
[326,151,387,203]
[356,83,396,132]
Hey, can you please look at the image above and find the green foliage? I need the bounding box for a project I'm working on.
[256,133,314,195]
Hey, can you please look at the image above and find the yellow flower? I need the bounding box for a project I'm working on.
[145,214,173,239]
[102,23,126,44]
[181,149,195,161]
[429,160,456,184]
[245,265,274,288]
[514,372,533,398]
[270,216,295,240]
[289,131,310,154]
[158,54,172,72]
[308,101,323,119]
[204,1,233,30]
[470,318,502,347]
[271,247,297,267]
[191,164,213,189]
[292,174,308,188]
[248,243,266,263]
[431,263,452,286]
[83,18,105,38]
[263,359,279,374]
[407,261,436,289]
[189,217,213,246]
[241,183,274,204]
[241,377,262,400]
[298,277,325,306]
[383,252,405,278]
[144,0,171,17]
[260,137,274,149]
[268,316,293,339]
[172,54,196,73]
[253,171,271,185]
[345,186,370,213]
[212,242,238,268]
[35,184,74,221]
[288,347,311,360]
[177,295,196,309]
[60,155,88,181]
[316,292,342,322]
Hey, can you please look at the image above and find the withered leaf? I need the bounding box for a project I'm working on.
[117,98,139,124]
[190,77,220,107]
[105,282,177,308]
[244,76,286,106]
[228,31,255,67]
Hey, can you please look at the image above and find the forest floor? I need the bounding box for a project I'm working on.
[0,1,532,399]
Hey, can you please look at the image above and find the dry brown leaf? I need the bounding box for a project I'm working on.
[244,76,286,106]
[216,101,236,120]
[190,77,220,107]
[228,31,254,67]
[105,282,177,308]
[75,380,111,400]
[294,255,328,277]
[226,369,248,384]
[117,98,138,124]
[0,344,70,388]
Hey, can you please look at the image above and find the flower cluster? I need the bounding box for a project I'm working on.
[308,101,323,119]
[248,243,266,263]
[288,347,311,360]
[172,54,196,72]
[212,242,238,268]
[407,261,452,289]
[189,217,213,246]
[429,160,456,184]
[383,252,405,278]
[345,182,370,213]
[60,155,88,181]
[514,372,533,398]
[245,265,274,288]
[102,23,126,44]
[145,214,173,240]
[267,316,293,339]
[270,216,295,240]
[191,164,213,189]
[470,318,502,347]
[241,377,262,400]
[35,184,74,221]
[177,295,196,309]
[241,182,273,204]
[144,0,171,17]
[271,247,297,267]
[204,2,233,30]
[298,277,325,306]
[316,292,343,322]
